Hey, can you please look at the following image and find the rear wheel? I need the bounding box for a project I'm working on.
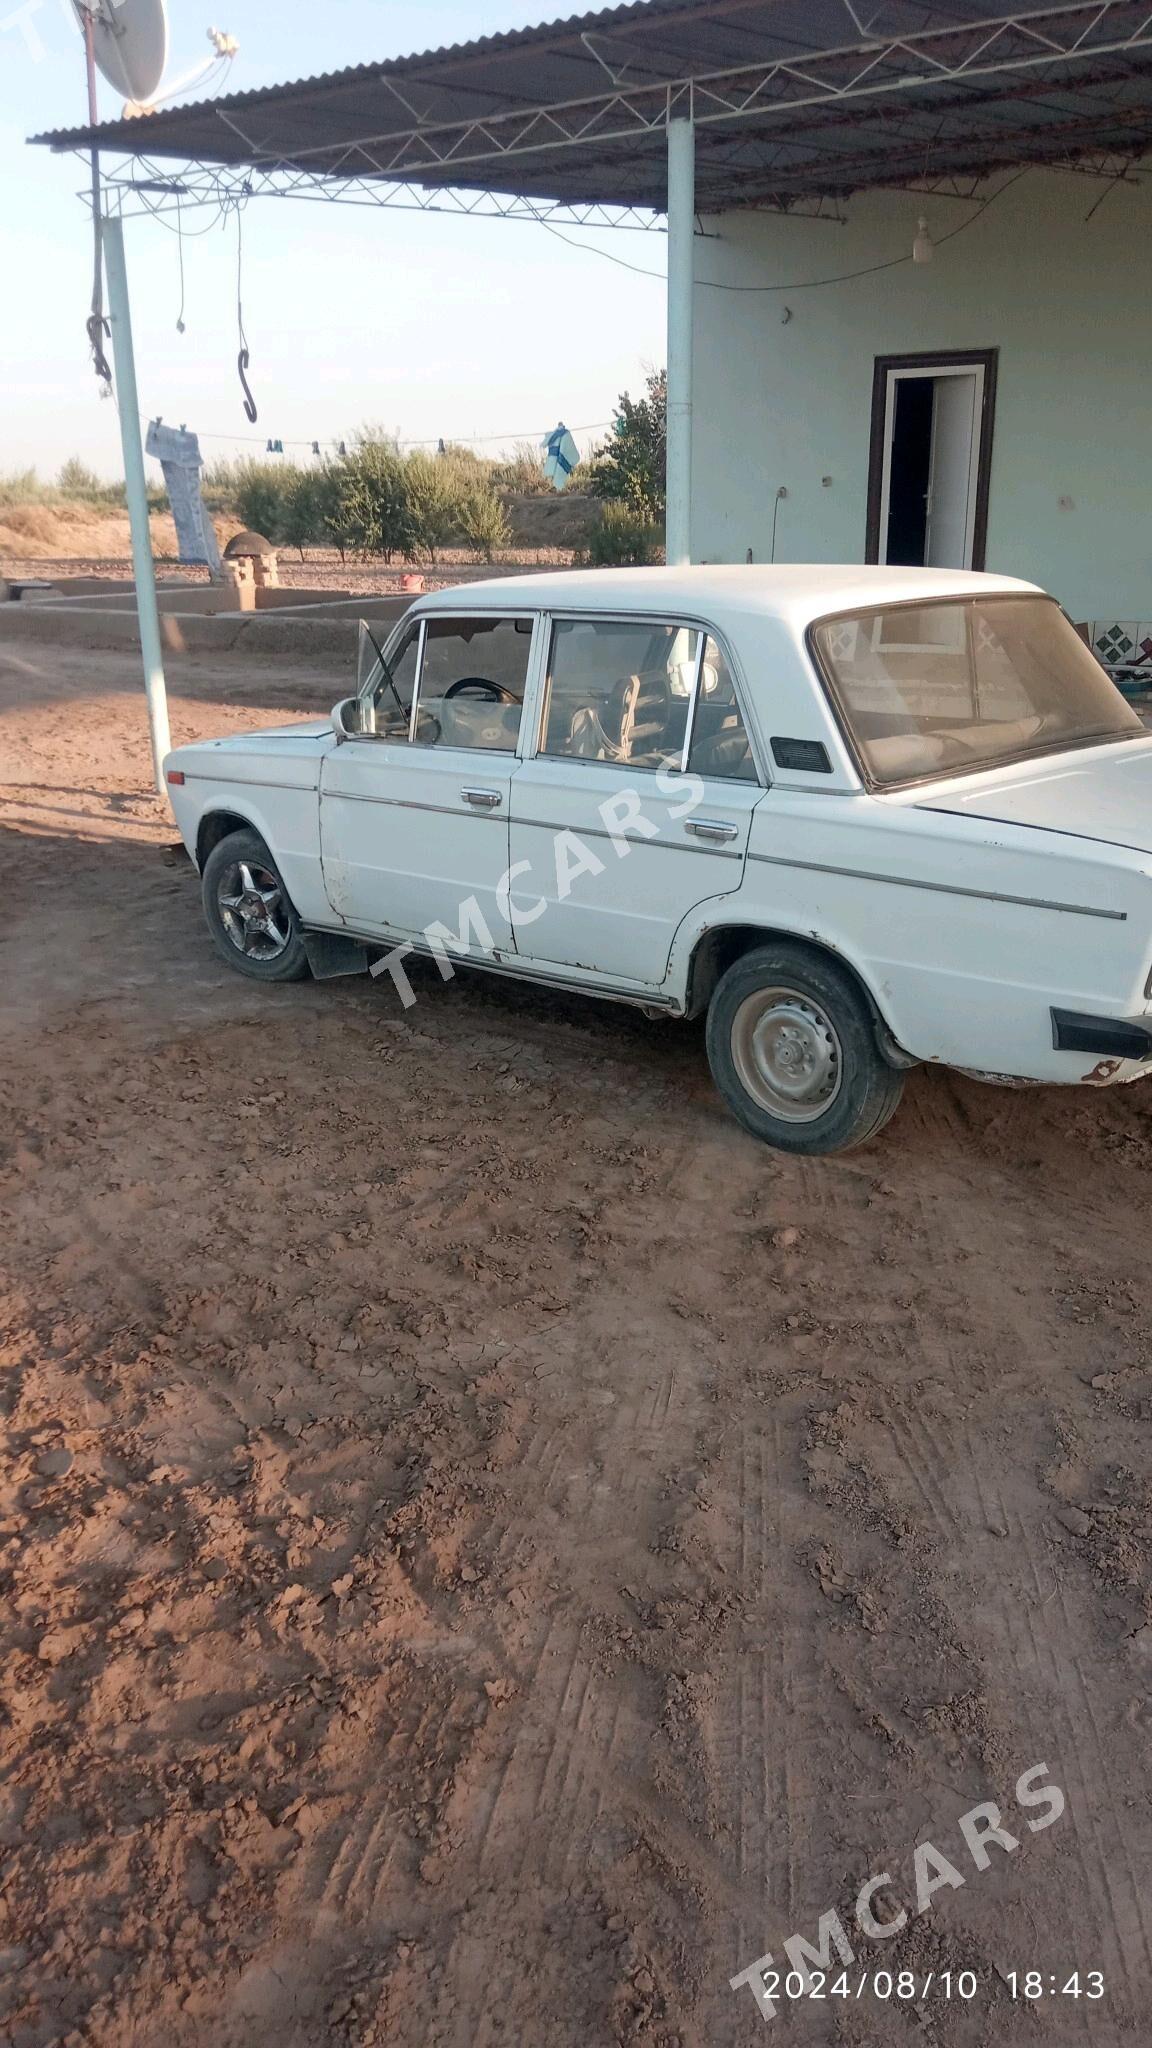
[200,828,310,982]
[705,942,904,1154]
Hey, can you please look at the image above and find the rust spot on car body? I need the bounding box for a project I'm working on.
[1083,1058,1123,1084]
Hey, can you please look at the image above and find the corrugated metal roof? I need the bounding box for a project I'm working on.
[30,0,1152,210]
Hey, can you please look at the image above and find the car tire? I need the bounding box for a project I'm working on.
[200,828,311,983]
[705,942,904,1155]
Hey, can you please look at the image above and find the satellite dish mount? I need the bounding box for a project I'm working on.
[72,0,168,110]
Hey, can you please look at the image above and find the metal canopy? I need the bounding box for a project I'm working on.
[32,0,1152,219]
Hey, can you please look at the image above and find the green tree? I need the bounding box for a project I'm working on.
[588,368,666,518]
[231,459,289,542]
[458,484,511,563]
[309,461,348,559]
[404,449,466,563]
[330,443,414,562]
[280,466,334,559]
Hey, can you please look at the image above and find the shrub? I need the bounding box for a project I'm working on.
[576,501,664,567]
[307,462,348,557]
[353,422,402,452]
[588,369,666,518]
[199,458,244,515]
[230,459,290,543]
[404,449,466,563]
[458,485,511,562]
[435,441,490,477]
[492,440,550,495]
[330,443,414,562]
[0,467,44,507]
[279,466,335,560]
[56,457,107,500]
[0,465,145,517]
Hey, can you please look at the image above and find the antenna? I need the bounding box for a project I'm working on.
[72,0,168,109]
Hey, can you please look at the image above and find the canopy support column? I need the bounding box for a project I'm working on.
[665,111,695,568]
[102,214,171,794]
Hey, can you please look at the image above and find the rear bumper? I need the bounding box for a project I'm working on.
[1051,1009,1152,1061]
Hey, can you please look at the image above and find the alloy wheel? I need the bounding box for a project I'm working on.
[216,859,292,962]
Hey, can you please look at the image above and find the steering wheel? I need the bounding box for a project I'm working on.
[443,676,520,705]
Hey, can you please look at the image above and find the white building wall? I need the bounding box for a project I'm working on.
[691,169,1150,627]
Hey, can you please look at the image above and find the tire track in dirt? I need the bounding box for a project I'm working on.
[703,1125,1143,2044]
[862,1374,1137,2040]
[417,1123,765,2045]
[914,1170,1152,2027]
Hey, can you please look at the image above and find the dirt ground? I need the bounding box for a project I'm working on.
[2,638,1152,2048]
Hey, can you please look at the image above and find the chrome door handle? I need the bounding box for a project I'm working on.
[685,817,739,843]
[461,787,502,809]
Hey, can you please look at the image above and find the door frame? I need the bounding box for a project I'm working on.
[865,347,998,570]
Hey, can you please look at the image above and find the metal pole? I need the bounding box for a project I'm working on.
[102,214,171,792]
[665,111,695,568]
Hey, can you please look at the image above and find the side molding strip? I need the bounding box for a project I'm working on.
[747,851,1126,921]
[513,816,743,860]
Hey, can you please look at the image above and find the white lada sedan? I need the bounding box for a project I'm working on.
[164,565,1152,1155]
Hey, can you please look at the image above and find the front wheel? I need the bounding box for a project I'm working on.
[200,828,310,982]
[705,943,904,1155]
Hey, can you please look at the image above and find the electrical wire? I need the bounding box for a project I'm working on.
[174,192,186,333]
[535,171,1027,290]
[138,186,231,237]
[126,158,1025,463]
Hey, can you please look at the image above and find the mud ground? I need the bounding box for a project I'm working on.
[2,641,1152,2048]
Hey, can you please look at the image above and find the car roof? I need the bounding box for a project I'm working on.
[413,563,1042,631]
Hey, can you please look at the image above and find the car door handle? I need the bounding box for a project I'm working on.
[685,817,739,843]
[461,787,502,810]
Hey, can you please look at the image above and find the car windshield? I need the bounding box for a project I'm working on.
[811,596,1144,788]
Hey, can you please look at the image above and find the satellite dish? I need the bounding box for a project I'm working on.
[74,0,168,108]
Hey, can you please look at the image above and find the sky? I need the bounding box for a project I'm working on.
[0,0,667,480]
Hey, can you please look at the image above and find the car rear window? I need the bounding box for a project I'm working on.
[811,596,1143,787]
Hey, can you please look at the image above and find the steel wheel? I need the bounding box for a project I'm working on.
[215,858,292,962]
[729,985,843,1123]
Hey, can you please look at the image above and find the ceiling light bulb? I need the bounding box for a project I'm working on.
[912,216,933,264]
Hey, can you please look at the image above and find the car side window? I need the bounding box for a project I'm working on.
[366,624,420,740]
[413,616,532,752]
[540,618,700,768]
[687,637,759,782]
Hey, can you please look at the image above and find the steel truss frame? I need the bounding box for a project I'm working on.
[90,169,669,228]
[72,0,1152,220]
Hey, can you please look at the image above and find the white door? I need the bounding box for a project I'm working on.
[877,360,987,571]
[925,370,982,568]
[319,611,538,949]
[507,614,764,985]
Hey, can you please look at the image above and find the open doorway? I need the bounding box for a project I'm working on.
[865,349,997,570]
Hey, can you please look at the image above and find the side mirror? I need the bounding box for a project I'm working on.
[331,696,361,741]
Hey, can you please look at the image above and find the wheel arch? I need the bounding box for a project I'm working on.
[195,807,261,873]
[682,921,917,1069]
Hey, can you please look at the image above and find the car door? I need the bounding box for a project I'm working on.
[319,610,539,950]
[506,613,765,985]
